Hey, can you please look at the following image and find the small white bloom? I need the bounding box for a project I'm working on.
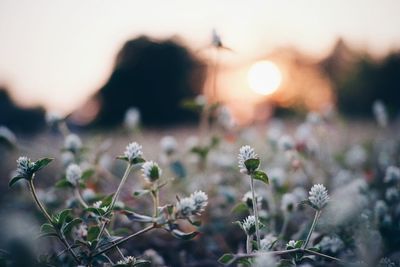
[160,136,178,155]
[384,166,400,184]
[124,142,143,163]
[260,234,277,251]
[281,193,297,213]
[176,197,196,217]
[308,184,329,210]
[278,135,295,151]
[0,126,17,146]
[117,256,137,265]
[190,190,208,212]
[64,134,82,153]
[317,236,344,254]
[16,156,35,179]
[241,215,260,236]
[286,240,297,249]
[141,161,162,183]
[238,145,258,174]
[93,200,102,209]
[124,107,140,130]
[195,95,207,106]
[61,151,75,167]
[82,189,96,201]
[66,164,82,186]
[373,100,388,128]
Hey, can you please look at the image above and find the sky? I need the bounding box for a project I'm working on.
[0,0,400,114]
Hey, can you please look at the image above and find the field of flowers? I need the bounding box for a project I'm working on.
[0,101,399,267]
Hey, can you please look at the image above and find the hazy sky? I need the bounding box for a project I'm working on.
[0,0,399,113]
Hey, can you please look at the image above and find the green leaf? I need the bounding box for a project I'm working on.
[244,158,260,173]
[85,207,106,216]
[295,240,304,249]
[81,169,95,181]
[32,158,53,173]
[8,175,25,187]
[132,189,150,198]
[62,218,82,235]
[87,226,100,242]
[132,157,145,165]
[40,223,56,234]
[170,229,198,240]
[57,209,72,225]
[101,193,114,207]
[218,253,236,265]
[116,155,129,162]
[55,178,74,188]
[251,170,269,184]
[231,202,249,214]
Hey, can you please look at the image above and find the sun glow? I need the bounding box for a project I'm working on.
[248,60,282,95]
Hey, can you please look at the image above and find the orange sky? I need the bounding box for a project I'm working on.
[0,0,399,114]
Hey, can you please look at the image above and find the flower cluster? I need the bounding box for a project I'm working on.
[66,164,82,186]
[16,156,35,179]
[240,215,263,236]
[176,191,208,217]
[124,142,143,164]
[141,161,162,183]
[64,134,82,153]
[308,184,329,210]
[238,145,258,174]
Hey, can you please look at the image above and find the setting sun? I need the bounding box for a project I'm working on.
[248,60,282,95]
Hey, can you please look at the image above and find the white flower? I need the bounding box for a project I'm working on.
[286,240,297,249]
[317,236,344,254]
[190,190,208,212]
[260,234,277,251]
[308,184,329,210]
[281,193,297,213]
[238,145,258,174]
[160,136,178,155]
[241,215,261,236]
[82,189,96,201]
[0,126,17,146]
[124,107,140,130]
[124,142,143,163]
[16,156,35,179]
[384,166,400,184]
[117,256,137,265]
[373,100,388,128]
[61,151,75,167]
[253,253,277,267]
[64,134,82,153]
[73,224,88,240]
[241,191,262,210]
[176,197,196,217]
[278,135,295,151]
[141,161,162,183]
[66,164,82,186]
[93,201,102,209]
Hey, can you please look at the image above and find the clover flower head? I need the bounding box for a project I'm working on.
[238,145,258,173]
[317,236,344,254]
[260,234,277,251]
[16,156,35,179]
[176,197,196,217]
[286,240,297,249]
[141,161,161,183]
[124,142,143,163]
[160,136,178,155]
[124,107,140,130]
[240,215,261,236]
[384,166,400,184]
[308,184,329,210]
[190,190,208,212]
[242,191,262,208]
[64,134,82,153]
[253,253,277,267]
[66,164,82,186]
[117,256,137,265]
[281,193,298,213]
[93,201,102,209]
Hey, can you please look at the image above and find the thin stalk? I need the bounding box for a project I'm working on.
[93,224,155,257]
[246,235,252,254]
[151,190,159,218]
[28,179,80,264]
[279,213,290,239]
[249,176,261,249]
[303,210,321,249]
[108,163,133,212]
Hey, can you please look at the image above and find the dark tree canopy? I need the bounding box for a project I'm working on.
[93,36,206,127]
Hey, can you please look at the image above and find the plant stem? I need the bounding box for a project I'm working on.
[246,235,252,254]
[93,224,155,257]
[108,163,133,212]
[279,213,290,239]
[151,190,159,218]
[249,176,261,249]
[28,178,80,264]
[303,210,321,249]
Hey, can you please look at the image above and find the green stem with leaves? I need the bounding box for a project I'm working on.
[303,210,321,249]
[249,176,261,250]
[28,178,80,264]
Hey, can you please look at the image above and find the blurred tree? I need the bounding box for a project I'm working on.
[0,88,45,133]
[93,36,206,127]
